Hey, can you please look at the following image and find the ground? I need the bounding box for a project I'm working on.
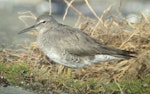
[0,0,150,94]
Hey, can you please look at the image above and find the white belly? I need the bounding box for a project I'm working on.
[44,48,62,63]
[42,47,123,68]
[43,48,78,68]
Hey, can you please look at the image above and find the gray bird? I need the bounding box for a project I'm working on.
[18,14,136,69]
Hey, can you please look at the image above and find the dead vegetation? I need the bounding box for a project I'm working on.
[0,0,150,94]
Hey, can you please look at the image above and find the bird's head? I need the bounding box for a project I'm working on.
[18,14,58,34]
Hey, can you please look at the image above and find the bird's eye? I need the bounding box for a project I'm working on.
[42,21,46,23]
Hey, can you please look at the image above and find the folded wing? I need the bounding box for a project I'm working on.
[57,25,136,59]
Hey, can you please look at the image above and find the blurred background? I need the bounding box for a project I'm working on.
[0,0,150,50]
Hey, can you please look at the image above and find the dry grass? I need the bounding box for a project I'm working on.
[0,0,150,94]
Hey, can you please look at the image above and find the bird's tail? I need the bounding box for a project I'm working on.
[116,50,137,59]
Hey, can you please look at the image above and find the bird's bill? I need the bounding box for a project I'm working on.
[18,25,36,34]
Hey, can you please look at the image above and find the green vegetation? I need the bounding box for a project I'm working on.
[1,0,150,93]
[0,62,30,85]
[0,62,150,94]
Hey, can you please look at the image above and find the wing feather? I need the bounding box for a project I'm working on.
[55,25,135,58]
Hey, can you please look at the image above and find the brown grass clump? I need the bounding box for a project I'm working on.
[1,0,150,94]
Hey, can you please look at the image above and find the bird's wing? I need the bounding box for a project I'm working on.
[56,25,135,58]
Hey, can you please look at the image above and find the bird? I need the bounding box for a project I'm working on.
[18,14,136,69]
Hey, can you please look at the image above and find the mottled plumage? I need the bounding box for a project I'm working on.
[19,14,136,69]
